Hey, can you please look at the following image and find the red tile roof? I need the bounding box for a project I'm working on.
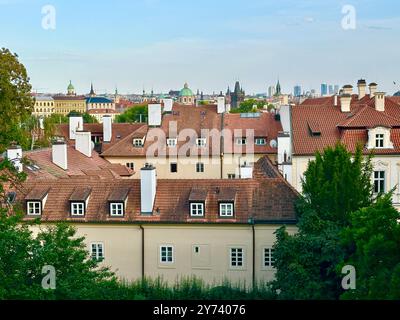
[101,104,281,158]
[293,95,400,155]
[14,156,298,224]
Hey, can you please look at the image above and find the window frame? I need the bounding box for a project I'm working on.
[91,242,104,261]
[255,138,267,145]
[196,138,207,148]
[219,202,234,217]
[375,133,384,148]
[263,247,275,268]
[170,162,178,173]
[109,202,124,217]
[26,201,42,216]
[235,137,247,145]
[70,201,85,216]
[160,245,174,263]
[374,170,385,194]
[126,162,135,170]
[196,162,205,173]
[133,138,143,147]
[167,138,177,147]
[230,247,244,268]
[190,202,205,217]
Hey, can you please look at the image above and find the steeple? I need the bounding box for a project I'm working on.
[276,79,281,96]
[89,82,95,97]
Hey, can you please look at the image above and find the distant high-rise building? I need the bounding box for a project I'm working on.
[334,85,340,94]
[321,83,328,96]
[268,85,276,98]
[294,85,302,97]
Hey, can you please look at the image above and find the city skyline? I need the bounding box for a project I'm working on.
[1,0,400,94]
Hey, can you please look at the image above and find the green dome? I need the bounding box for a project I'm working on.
[179,83,193,97]
[67,81,74,90]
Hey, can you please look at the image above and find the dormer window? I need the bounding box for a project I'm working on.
[71,202,85,216]
[375,134,384,148]
[367,127,393,149]
[255,138,266,145]
[219,203,234,217]
[69,187,91,217]
[27,201,42,216]
[108,187,129,217]
[190,203,204,216]
[196,138,207,147]
[133,138,143,147]
[25,187,50,216]
[167,138,177,147]
[236,138,247,145]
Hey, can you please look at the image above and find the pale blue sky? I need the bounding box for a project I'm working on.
[1,0,400,95]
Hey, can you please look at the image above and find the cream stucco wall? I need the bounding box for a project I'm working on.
[104,154,276,179]
[29,223,297,287]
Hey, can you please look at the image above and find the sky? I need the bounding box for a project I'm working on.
[1,0,400,95]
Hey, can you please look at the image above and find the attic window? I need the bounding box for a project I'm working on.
[69,187,91,217]
[133,139,143,147]
[27,201,41,216]
[196,138,207,147]
[167,138,177,147]
[108,187,129,217]
[307,121,321,136]
[24,187,50,216]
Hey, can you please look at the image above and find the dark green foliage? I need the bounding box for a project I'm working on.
[67,111,98,124]
[230,99,274,113]
[0,48,34,152]
[116,105,148,123]
[272,143,374,300]
[339,194,400,300]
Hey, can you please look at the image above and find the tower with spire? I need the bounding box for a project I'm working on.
[275,79,282,96]
[89,82,96,97]
[230,81,245,109]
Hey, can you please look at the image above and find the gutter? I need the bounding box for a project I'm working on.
[248,217,256,289]
[140,225,145,279]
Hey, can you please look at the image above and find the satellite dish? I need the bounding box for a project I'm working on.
[270,139,277,148]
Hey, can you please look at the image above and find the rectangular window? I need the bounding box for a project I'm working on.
[71,202,85,216]
[263,248,275,267]
[219,203,234,217]
[126,162,135,170]
[160,245,173,263]
[196,162,204,173]
[91,243,104,260]
[235,138,247,145]
[110,203,124,216]
[375,134,384,148]
[255,138,266,145]
[228,174,236,179]
[27,201,41,216]
[170,163,178,173]
[133,139,143,147]
[190,203,204,217]
[374,171,385,193]
[196,138,207,147]
[230,248,244,267]
[167,138,177,147]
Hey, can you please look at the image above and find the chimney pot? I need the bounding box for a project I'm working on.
[357,79,367,100]
[369,82,378,97]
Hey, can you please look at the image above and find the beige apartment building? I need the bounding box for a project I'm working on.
[13,156,298,287]
[32,95,55,117]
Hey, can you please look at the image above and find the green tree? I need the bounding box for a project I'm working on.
[0,48,35,152]
[230,99,274,114]
[67,111,98,124]
[116,105,148,123]
[272,143,373,299]
[339,193,400,300]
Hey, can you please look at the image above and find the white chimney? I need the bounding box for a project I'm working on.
[75,130,92,157]
[340,94,351,112]
[225,104,231,113]
[217,96,225,114]
[357,79,367,100]
[240,164,253,179]
[162,98,173,112]
[6,144,23,173]
[140,163,157,214]
[69,115,83,140]
[148,104,162,126]
[334,94,338,106]
[375,92,386,112]
[369,83,378,97]
[342,85,353,96]
[103,115,112,143]
[52,139,68,170]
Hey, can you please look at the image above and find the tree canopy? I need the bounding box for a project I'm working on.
[116,105,148,123]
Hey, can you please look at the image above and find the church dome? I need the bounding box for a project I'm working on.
[67,81,74,91]
[179,83,193,97]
